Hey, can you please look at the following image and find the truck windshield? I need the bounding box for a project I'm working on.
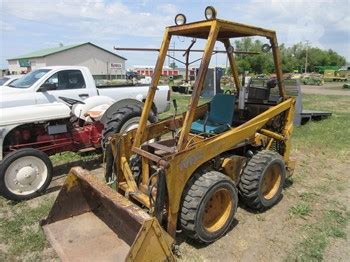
[0,77,10,85]
[9,69,51,88]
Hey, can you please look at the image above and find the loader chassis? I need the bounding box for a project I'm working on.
[111,18,295,237]
[43,14,295,261]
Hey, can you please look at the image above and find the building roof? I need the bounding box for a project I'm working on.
[8,42,127,61]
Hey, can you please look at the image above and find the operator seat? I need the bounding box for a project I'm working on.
[191,93,236,134]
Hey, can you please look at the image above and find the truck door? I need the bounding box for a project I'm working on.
[35,70,95,104]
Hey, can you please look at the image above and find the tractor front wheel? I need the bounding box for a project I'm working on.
[180,170,238,243]
[0,148,53,201]
[239,150,286,211]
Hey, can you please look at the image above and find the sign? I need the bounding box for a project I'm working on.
[110,63,122,69]
[19,59,31,67]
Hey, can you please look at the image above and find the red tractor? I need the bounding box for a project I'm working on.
[0,96,157,201]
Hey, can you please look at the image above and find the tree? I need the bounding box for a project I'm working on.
[229,38,346,74]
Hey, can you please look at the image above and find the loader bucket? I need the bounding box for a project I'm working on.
[41,167,174,262]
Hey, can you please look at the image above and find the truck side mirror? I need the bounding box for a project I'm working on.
[39,83,57,92]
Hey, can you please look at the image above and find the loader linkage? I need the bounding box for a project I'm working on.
[43,6,295,261]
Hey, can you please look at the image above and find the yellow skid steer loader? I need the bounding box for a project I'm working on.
[42,6,296,261]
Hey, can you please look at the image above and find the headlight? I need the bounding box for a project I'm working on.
[261,44,272,53]
[227,45,234,54]
[205,6,217,20]
[175,14,186,25]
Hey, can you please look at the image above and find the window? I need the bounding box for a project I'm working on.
[41,70,86,91]
[0,77,10,85]
[10,69,51,88]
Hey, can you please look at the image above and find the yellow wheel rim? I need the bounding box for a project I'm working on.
[261,163,282,200]
[202,188,232,233]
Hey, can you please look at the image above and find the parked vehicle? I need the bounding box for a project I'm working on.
[0,66,171,201]
[42,7,296,260]
[324,69,347,82]
[0,66,170,112]
[0,75,23,87]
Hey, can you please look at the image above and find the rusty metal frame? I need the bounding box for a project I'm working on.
[114,45,258,83]
[42,15,297,262]
[110,18,295,238]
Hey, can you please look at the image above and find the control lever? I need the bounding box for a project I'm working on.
[172,99,178,138]
[173,99,178,115]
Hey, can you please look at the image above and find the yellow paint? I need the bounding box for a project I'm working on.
[127,218,175,262]
[107,13,296,242]
[261,164,282,200]
[222,156,246,184]
[65,173,78,191]
[202,188,233,233]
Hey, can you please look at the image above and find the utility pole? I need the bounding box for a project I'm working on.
[305,40,310,73]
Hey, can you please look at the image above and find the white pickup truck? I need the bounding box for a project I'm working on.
[0,75,23,87]
[0,66,170,113]
[0,66,171,201]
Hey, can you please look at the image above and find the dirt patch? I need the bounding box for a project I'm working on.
[323,171,350,262]
[178,149,350,261]
[1,148,348,261]
[302,83,350,96]
[324,223,350,262]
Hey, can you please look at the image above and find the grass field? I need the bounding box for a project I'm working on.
[0,91,349,261]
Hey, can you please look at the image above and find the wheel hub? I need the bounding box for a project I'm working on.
[202,188,232,233]
[16,166,38,185]
[261,164,281,200]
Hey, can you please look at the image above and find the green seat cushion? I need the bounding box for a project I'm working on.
[191,94,236,135]
[191,119,230,134]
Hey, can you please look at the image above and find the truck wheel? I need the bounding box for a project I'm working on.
[102,105,157,182]
[0,148,53,201]
[238,150,286,211]
[180,171,238,243]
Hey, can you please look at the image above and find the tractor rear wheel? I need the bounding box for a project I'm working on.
[102,105,157,182]
[239,150,286,211]
[180,170,238,243]
[102,104,157,147]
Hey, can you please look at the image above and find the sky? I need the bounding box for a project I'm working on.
[1,0,349,69]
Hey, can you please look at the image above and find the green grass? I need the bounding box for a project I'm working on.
[290,209,350,261]
[286,93,350,259]
[159,92,210,119]
[293,94,350,157]
[0,196,55,260]
[301,93,350,114]
[287,187,350,261]
[289,202,311,219]
[50,151,100,166]
[299,192,318,202]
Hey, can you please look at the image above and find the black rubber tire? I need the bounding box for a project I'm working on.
[102,104,157,147]
[0,148,53,201]
[102,105,156,182]
[129,154,142,183]
[180,170,238,243]
[238,150,286,211]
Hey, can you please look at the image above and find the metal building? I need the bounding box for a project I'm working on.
[7,42,127,78]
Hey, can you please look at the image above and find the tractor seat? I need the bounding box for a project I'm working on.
[191,94,236,134]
